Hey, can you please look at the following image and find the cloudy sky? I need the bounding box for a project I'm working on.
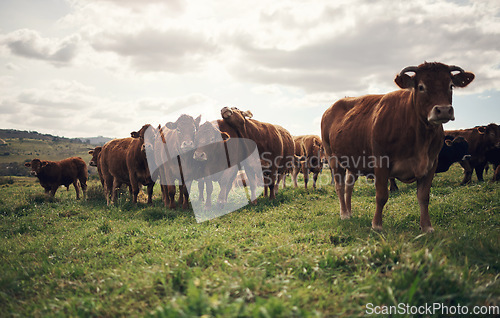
[0,0,499,138]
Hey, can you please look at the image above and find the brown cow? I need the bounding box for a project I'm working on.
[99,124,154,205]
[88,146,103,186]
[445,123,500,184]
[193,121,234,208]
[221,107,294,201]
[321,62,474,232]
[274,124,295,192]
[25,157,88,199]
[152,115,201,209]
[292,135,325,189]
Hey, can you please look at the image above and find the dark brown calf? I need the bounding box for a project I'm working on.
[25,157,88,199]
[446,123,500,184]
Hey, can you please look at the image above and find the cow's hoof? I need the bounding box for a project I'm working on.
[421,226,434,233]
[340,213,351,220]
[250,199,258,206]
[371,224,383,231]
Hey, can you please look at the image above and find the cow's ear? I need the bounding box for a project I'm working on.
[243,110,253,119]
[194,115,202,129]
[24,162,31,167]
[395,74,415,89]
[221,132,230,140]
[165,122,177,129]
[445,139,453,147]
[452,72,475,88]
[477,126,486,134]
[41,161,48,167]
[88,150,94,155]
[131,131,140,138]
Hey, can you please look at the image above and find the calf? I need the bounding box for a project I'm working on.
[25,157,88,199]
[321,62,474,232]
[446,123,500,184]
[292,135,325,189]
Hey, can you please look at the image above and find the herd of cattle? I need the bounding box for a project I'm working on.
[24,62,499,232]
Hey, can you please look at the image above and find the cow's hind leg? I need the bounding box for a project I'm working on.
[79,176,87,199]
[332,166,349,219]
[372,168,389,231]
[73,180,81,200]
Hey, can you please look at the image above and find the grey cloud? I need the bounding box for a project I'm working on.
[3,29,80,66]
[229,4,500,93]
[91,28,219,72]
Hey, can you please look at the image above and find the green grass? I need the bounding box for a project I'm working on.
[0,166,498,317]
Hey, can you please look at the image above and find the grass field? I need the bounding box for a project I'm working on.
[0,165,498,317]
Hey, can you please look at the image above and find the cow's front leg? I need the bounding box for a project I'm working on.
[146,184,154,204]
[372,167,389,231]
[344,170,358,218]
[417,172,435,233]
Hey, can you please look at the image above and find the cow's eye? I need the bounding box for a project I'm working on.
[210,137,215,142]
[176,128,181,133]
[450,84,454,91]
[418,84,425,92]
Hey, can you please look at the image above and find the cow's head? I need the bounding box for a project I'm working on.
[88,146,102,167]
[193,121,230,162]
[165,114,201,152]
[444,136,470,161]
[220,107,253,137]
[221,107,252,123]
[476,123,500,149]
[131,124,154,154]
[395,62,474,125]
[24,158,46,176]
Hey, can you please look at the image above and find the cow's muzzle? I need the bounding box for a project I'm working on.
[221,107,232,119]
[180,141,194,151]
[30,171,37,176]
[89,161,97,167]
[193,150,207,161]
[462,154,472,161]
[428,105,455,124]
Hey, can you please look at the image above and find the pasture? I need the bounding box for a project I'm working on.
[0,165,498,317]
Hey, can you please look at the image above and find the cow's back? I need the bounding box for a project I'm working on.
[100,138,134,184]
[321,94,384,163]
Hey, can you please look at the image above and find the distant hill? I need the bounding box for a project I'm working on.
[0,129,111,176]
[78,136,113,146]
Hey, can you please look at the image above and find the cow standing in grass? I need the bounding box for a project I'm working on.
[446,123,500,184]
[88,146,103,187]
[25,157,88,199]
[221,107,294,202]
[151,115,201,209]
[292,135,325,190]
[321,62,474,232]
[99,125,154,205]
